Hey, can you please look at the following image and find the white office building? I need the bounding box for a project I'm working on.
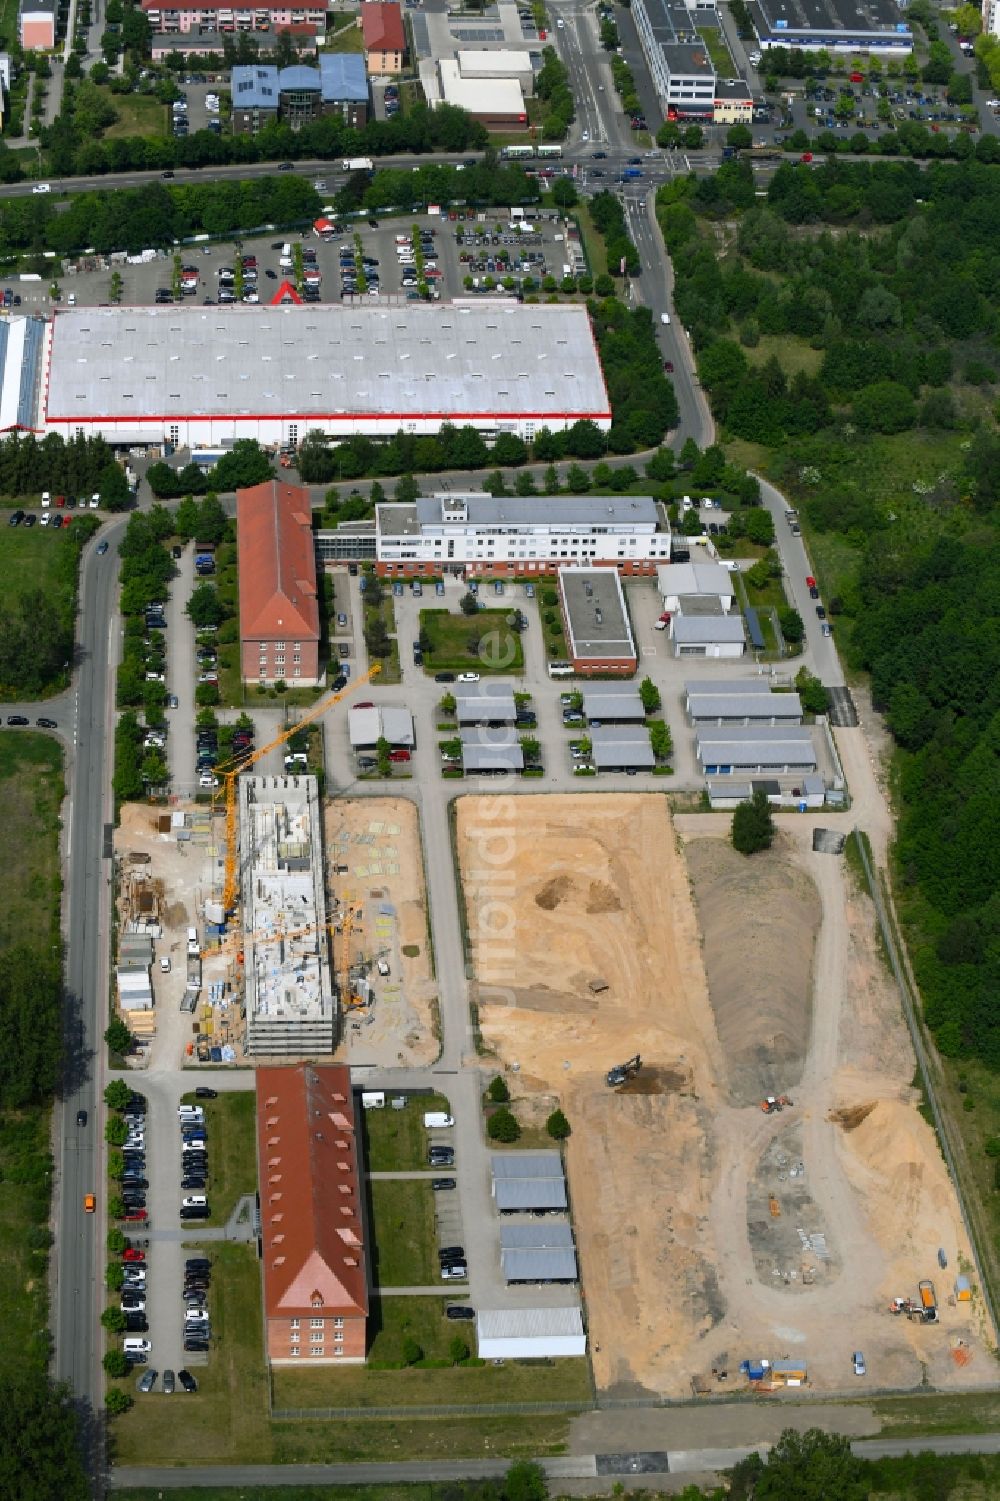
[375,493,671,576]
[631,0,716,118]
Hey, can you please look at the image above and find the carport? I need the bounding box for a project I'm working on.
[589,725,655,772]
[476,1307,586,1359]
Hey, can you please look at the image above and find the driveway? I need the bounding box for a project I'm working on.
[166,543,196,794]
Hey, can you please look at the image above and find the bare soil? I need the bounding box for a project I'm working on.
[325,798,438,1068]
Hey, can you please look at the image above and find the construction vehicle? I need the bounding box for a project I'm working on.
[768,1196,781,1218]
[213,666,380,914]
[761,1095,793,1114]
[606,1055,641,1088]
[889,1297,923,1320]
[338,902,368,1013]
[918,1280,939,1322]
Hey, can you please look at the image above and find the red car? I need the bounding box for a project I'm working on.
[389,749,411,763]
[663,360,674,373]
[800,152,814,163]
[55,495,66,507]
[122,1209,148,1223]
[355,701,374,709]
[805,575,816,588]
[850,71,864,83]
[123,1248,146,1262]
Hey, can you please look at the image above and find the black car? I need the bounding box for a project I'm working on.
[435,672,455,683]
[177,1369,198,1392]
[6,715,28,726]
[278,161,294,171]
[181,1178,206,1191]
[446,1305,475,1321]
[331,674,347,692]
[180,1205,210,1220]
[429,1149,455,1166]
[439,1245,465,1261]
[8,509,24,525]
[76,1109,87,1126]
[123,1314,149,1331]
[815,605,827,619]
[186,1258,211,1271]
[432,1178,456,1191]
[808,584,819,599]
[183,1339,210,1353]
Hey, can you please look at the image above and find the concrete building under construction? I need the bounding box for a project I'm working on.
[240,774,336,1056]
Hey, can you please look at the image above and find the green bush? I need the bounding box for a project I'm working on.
[487,1107,521,1142]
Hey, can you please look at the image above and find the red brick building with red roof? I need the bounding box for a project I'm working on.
[360,1,406,73]
[237,480,321,687]
[257,1064,369,1365]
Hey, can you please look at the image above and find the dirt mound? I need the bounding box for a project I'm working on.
[586,881,621,914]
[618,1064,694,1096]
[830,1102,878,1132]
[686,838,821,1107]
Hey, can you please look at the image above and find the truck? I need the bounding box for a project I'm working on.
[343,157,374,173]
[918,1280,938,1320]
[424,1111,455,1129]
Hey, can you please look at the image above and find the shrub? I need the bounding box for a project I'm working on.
[488,1075,510,1104]
[487,1107,521,1142]
[546,1108,571,1140]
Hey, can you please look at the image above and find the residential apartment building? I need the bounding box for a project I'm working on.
[257,1064,368,1364]
[375,493,671,577]
[360,1,405,73]
[141,0,328,38]
[19,0,56,49]
[237,480,321,685]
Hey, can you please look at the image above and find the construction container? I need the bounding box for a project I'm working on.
[955,1276,972,1302]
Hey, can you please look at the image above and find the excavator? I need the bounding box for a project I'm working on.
[760,1095,793,1114]
[606,1055,641,1088]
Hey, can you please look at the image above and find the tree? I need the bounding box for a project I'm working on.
[106,1228,126,1254]
[519,736,541,763]
[186,582,227,629]
[732,788,775,855]
[376,735,392,778]
[460,591,479,616]
[738,1427,866,1501]
[778,606,805,643]
[488,1074,510,1103]
[104,1079,130,1110]
[0,1372,88,1501]
[727,123,753,150]
[546,1108,571,1139]
[98,461,131,511]
[105,1262,125,1291]
[102,1350,129,1378]
[105,1116,128,1147]
[487,1107,521,1142]
[448,1334,470,1363]
[795,667,829,716]
[552,177,578,208]
[402,1337,423,1365]
[104,1019,134,1056]
[638,676,661,713]
[105,1388,132,1415]
[504,1460,549,1501]
[649,720,672,760]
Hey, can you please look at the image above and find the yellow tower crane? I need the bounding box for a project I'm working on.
[212,664,380,915]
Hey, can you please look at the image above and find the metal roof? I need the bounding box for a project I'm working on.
[684,678,771,696]
[501,1246,578,1281]
[687,692,802,722]
[560,568,635,660]
[455,684,517,721]
[658,562,734,597]
[590,725,656,769]
[348,705,414,747]
[413,493,659,529]
[582,687,645,721]
[500,1221,574,1249]
[492,1152,564,1178]
[494,1179,567,1209]
[231,65,279,109]
[319,52,369,103]
[44,305,611,426]
[461,736,524,772]
[439,60,526,115]
[672,615,746,643]
[754,0,909,41]
[696,727,816,768]
[477,1307,584,1340]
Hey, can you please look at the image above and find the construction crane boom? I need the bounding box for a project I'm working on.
[214,665,380,914]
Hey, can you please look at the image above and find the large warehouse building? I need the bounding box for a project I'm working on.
[32,303,609,447]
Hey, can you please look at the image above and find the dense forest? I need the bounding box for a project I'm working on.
[659,158,1000,1066]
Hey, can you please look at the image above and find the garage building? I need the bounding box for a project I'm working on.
[590,725,655,772]
[476,1306,587,1360]
[491,1152,567,1212]
[582,684,646,723]
[685,686,802,725]
[461,730,524,774]
[454,683,517,725]
[672,615,746,658]
[38,303,610,447]
[658,560,735,614]
[695,725,817,775]
[500,1222,578,1284]
[348,705,415,749]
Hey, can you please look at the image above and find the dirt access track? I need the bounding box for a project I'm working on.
[456,794,994,1398]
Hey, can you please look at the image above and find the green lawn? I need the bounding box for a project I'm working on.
[0,0,18,47]
[419,608,525,675]
[697,24,734,77]
[0,526,84,700]
[744,335,824,380]
[101,89,168,141]
[324,18,366,52]
[368,1179,438,1287]
[0,732,64,951]
[362,1096,451,1172]
[366,594,401,685]
[179,1090,257,1227]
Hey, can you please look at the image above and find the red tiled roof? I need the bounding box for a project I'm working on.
[237,480,319,644]
[258,1064,368,1321]
[361,1,405,53]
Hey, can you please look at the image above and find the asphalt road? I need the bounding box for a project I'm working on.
[54,517,128,1468]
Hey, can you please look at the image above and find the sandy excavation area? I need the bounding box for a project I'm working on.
[325,798,438,1068]
[457,794,994,1398]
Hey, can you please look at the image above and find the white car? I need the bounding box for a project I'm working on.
[160,957,171,973]
[199,774,219,789]
[184,1308,210,1322]
[32,183,51,194]
[457,672,480,683]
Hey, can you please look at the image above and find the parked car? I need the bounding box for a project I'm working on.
[432,1178,456,1191]
[178,1369,198,1392]
[137,1368,158,1393]
[446,1304,475,1320]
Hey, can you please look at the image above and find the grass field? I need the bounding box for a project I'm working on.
[324,18,366,52]
[0,526,82,700]
[102,90,167,141]
[419,609,525,675]
[362,1096,451,1171]
[744,334,824,380]
[368,1179,438,1287]
[0,733,64,1374]
[179,1090,257,1226]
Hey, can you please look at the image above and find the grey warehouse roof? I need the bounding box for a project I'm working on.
[582,686,645,721]
[561,569,634,659]
[499,1222,575,1249]
[492,1152,565,1178]
[673,616,746,643]
[590,725,655,769]
[752,0,910,42]
[477,1307,584,1339]
[44,304,610,425]
[461,732,524,772]
[348,705,415,747]
[502,1246,578,1281]
[685,678,771,696]
[687,692,802,722]
[455,684,517,721]
[492,1152,567,1207]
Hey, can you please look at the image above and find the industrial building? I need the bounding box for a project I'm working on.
[671,615,746,658]
[500,1222,578,1284]
[590,725,655,772]
[706,775,826,810]
[428,56,528,128]
[375,493,667,578]
[461,729,524,774]
[141,0,329,39]
[559,567,637,677]
[747,0,912,54]
[491,1153,567,1212]
[348,704,414,749]
[582,684,646,723]
[36,304,610,447]
[237,481,321,687]
[454,682,517,725]
[714,76,753,124]
[241,775,337,1056]
[256,1064,368,1365]
[631,0,716,119]
[361,1,406,73]
[476,1307,586,1360]
[657,560,735,614]
[695,725,817,775]
[685,682,803,725]
[231,55,369,133]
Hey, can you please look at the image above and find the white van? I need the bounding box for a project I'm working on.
[178,1105,204,1121]
[423,1111,455,1129]
[124,1338,151,1356]
[182,1194,207,1208]
[376,958,390,977]
[279,243,293,268]
[660,312,671,325]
